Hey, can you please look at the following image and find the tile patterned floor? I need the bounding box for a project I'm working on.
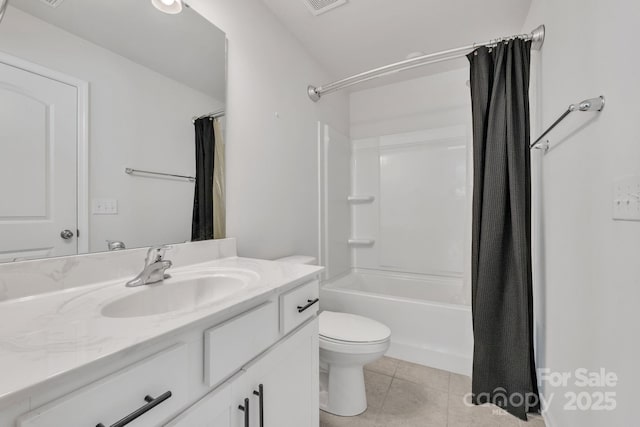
[320,357,546,427]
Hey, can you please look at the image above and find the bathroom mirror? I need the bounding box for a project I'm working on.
[0,0,227,262]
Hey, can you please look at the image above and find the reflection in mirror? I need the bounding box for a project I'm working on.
[0,0,226,262]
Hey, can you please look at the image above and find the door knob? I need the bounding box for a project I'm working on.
[60,229,74,240]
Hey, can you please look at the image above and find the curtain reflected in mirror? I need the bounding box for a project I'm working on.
[0,0,227,262]
[191,116,225,241]
[213,119,226,239]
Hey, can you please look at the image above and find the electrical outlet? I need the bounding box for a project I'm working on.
[92,199,118,215]
[613,176,640,221]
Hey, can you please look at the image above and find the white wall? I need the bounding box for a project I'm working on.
[349,68,472,300]
[189,0,350,261]
[522,1,640,426]
[0,7,222,253]
[319,124,351,280]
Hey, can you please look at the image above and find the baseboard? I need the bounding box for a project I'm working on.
[386,340,472,376]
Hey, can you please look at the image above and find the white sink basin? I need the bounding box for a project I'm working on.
[102,269,260,318]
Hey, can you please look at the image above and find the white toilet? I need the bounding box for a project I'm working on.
[275,255,392,417]
[319,311,391,416]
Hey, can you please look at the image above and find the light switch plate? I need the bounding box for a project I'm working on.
[613,176,640,221]
[92,198,118,215]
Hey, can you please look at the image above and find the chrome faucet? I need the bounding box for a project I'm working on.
[107,240,126,251]
[126,245,172,287]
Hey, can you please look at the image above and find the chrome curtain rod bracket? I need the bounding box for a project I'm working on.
[532,140,551,153]
[307,85,321,102]
[192,109,225,123]
[530,96,605,150]
[530,25,545,50]
[308,25,545,102]
[125,167,195,182]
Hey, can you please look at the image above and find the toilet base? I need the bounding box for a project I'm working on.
[318,312,391,417]
[319,364,368,417]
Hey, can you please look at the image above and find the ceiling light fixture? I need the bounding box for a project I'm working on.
[151,0,183,14]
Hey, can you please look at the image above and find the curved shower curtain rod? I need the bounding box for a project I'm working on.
[308,25,546,102]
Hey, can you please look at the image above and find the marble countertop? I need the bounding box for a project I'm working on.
[0,256,322,404]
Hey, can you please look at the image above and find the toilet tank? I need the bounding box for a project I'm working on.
[274,255,317,265]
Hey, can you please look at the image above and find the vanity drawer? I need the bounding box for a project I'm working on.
[17,344,189,427]
[280,280,319,335]
[204,301,278,387]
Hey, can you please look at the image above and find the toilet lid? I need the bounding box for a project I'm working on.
[319,311,391,344]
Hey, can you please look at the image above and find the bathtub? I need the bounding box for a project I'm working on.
[320,269,473,375]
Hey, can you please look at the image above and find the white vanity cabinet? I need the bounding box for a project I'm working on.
[16,345,190,427]
[204,301,279,388]
[168,282,320,427]
[9,279,320,427]
[164,378,237,427]
[230,319,319,427]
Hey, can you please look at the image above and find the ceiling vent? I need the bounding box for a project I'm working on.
[38,0,65,8]
[302,0,348,16]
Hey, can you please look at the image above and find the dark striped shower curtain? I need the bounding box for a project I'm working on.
[191,117,216,241]
[467,38,540,420]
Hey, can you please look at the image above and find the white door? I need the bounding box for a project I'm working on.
[0,60,78,262]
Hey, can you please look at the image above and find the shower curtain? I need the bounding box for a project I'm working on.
[192,117,225,241]
[467,39,539,420]
[212,118,226,239]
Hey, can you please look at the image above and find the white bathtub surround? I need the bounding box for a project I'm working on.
[321,270,473,376]
[314,68,476,382]
[0,238,323,406]
[349,68,473,290]
[350,127,469,278]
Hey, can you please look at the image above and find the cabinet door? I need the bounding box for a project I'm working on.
[165,375,239,427]
[230,371,253,427]
[245,318,319,427]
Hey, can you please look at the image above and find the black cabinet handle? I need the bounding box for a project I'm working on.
[253,384,264,427]
[297,298,319,313]
[96,391,172,427]
[238,397,250,427]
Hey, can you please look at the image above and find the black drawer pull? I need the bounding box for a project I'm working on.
[297,298,319,313]
[96,391,172,427]
[253,384,264,427]
[238,398,250,427]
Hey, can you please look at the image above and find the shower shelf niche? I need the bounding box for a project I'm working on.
[348,239,375,247]
[347,195,375,204]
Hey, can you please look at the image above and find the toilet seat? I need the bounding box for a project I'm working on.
[319,311,391,344]
[320,335,389,345]
[319,335,390,354]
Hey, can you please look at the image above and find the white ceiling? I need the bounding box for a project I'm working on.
[261,0,532,91]
[10,0,226,101]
